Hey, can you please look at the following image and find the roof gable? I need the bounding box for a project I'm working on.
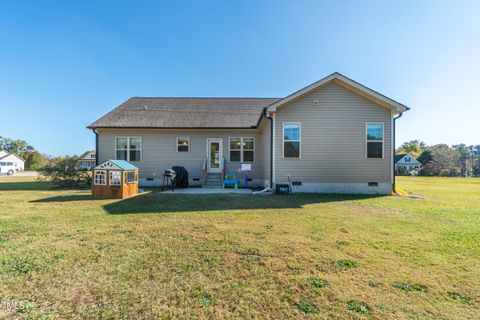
[94,160,138,170]
[266,73,409,114]
[0,152,25,162]
[395,153,421,164]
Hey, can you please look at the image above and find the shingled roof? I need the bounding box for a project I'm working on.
[88,97,281,129]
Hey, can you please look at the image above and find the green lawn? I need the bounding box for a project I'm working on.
[0,176,479,319]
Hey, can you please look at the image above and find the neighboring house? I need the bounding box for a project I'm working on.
[395,153,421,175]
[0,150,25,171]
[78,150,96,170]
[88,73,409,194]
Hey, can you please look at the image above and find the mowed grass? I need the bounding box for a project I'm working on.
[0,176,479,319]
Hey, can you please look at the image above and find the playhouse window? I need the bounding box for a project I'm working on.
[94,170,106,185]
[110,171,121,186]
[127,171,136,183]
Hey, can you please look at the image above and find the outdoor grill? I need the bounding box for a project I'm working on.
[162,169,176,191]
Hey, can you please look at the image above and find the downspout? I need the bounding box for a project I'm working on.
[92,129,99,166]
[262,109,274,188]
[392,113,403,193]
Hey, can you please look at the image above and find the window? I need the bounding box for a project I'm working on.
[127,171,136,183]
[283,123,301,158]
[94,170,106,185]
[177,137,190,152]
[366,123,384,158]
[116,137,141,161]
[110,171,121,186]
[229,137,255,162]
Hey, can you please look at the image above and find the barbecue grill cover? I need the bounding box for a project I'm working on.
[172,166,189,188]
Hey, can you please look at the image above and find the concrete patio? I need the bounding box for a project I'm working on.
[159,187,253,194]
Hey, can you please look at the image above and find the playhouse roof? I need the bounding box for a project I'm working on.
[94,159,138,170]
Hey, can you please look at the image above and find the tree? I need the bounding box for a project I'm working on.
[22,151,47,171]
[421,144,460,176]
[39,156,91,188]
[0,135,34,154]
[453,144,472,176]
[397,140,426,158]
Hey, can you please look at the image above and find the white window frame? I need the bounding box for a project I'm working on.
[282,122,301,159]
[94,170,107,186]
[228,137,255,162]
[115,136,142,162]
[176,137,190,152]
[365,122,384,159]
[109,170,122,186]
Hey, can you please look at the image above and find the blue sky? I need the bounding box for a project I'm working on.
[1,1,479,156]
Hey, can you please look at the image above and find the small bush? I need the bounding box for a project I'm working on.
[392,281,428,292]
[347,300,371,315]
[335,259,357,270]
[296,300,319,314]
[308,278,328,289]
[448,292,473,305]
[39,156,91,188]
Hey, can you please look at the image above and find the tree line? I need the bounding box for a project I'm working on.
[0,136,48,170]
[397,140,480,177]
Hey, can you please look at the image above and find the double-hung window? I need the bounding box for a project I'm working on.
[116,137,141,161]
[283,123,301,158]
[366,123,384,158]
[229,137,254,162]
[177,137,190,152]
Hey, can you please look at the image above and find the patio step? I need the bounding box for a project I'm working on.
[204,173,223,187]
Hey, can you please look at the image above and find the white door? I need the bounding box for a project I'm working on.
[207,139,223,173]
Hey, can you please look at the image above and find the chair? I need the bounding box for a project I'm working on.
[223,172,240,190]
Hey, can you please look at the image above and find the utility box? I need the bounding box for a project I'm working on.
[92,160,139,199]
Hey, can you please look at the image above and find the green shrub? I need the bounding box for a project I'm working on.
[39,156,91,188]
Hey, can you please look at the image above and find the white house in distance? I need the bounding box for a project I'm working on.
[78,150,96,170]
[395,153,421,175]
[0,150,25,172]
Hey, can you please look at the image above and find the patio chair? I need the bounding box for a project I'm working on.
[223,172,240,190]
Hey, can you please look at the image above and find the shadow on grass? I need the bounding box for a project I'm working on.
[103,191,385,214]
[0,180,54,191]
[30,194,92,203]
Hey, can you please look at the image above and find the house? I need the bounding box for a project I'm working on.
[88,73,409,194]
[395,153,421,175]
[78,150,96,170]
[0,150,25,171]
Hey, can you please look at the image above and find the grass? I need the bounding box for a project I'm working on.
[0,176,479,318]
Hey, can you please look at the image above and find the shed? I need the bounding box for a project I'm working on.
[92,160,139,199]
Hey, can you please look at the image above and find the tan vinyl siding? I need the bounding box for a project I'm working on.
[97,128,268,184]
[274,82,392,183]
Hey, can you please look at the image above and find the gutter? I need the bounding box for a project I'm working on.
[392,112,403,193]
